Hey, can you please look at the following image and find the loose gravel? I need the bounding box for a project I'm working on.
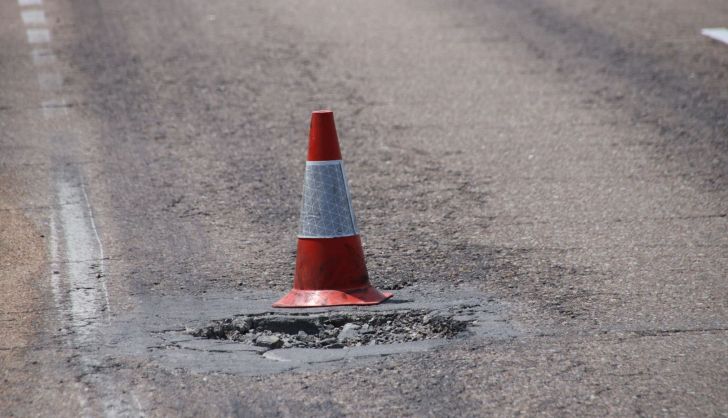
[188,309,475,349]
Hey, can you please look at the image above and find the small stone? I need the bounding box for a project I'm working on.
[318,338,337,347]
[326,342,344,349]
[337,323,361,342]
[254,335,283,349]
[297,330,308,337]
[212,324,224,338]
[232,317,253,333]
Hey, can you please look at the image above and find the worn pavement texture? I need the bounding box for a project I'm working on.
[1,0,727,416]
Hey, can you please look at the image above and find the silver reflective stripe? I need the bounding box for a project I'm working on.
[298,160,359,238]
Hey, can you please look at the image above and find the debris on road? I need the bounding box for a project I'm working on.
[189,308,474,349]
[254,335,283,349]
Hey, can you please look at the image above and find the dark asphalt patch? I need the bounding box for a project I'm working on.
[100,287,515,375]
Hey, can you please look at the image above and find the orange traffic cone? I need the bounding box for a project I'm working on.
[273,110,393,308]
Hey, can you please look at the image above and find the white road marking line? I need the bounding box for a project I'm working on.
[31,48,57,65]
[41,98,67,107]
[26,2,131,413]
[37,71,63,90]
[48,215,63,309]
[41,98,69,118]
[56,177,110,338]
[21,9,46,25]
[80,182,111,316]
[26,28,51,44]
[50,176,112,416]
[50,213,97,416]
[701,28,728,45]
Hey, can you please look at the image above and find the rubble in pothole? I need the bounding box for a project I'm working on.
[188,308,476,349]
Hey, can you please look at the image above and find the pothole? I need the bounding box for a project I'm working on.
[188,308,476,349]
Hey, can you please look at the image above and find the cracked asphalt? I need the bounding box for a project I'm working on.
[1,0,727,416]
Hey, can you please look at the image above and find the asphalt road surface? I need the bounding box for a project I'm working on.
[2,0,728,416]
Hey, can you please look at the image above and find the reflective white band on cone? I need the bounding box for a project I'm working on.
[298,160,359,239]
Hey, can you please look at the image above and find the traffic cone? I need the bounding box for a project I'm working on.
[273,110,393,308]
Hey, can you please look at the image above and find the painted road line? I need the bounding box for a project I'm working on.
[26,28,50,44]
[21,9,46,25]
[50,172,116,415]
[37,72,63,90]
[55,177,110,331]
[48,215,62,309]
[41,98,69,118]
[22,3,139,414]
[31,48,56,65]
[701,28,728,45]
[79,181,110,315]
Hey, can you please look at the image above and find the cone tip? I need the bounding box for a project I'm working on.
[308,109,341,161]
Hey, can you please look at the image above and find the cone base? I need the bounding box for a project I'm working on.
[272,286,393,308]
